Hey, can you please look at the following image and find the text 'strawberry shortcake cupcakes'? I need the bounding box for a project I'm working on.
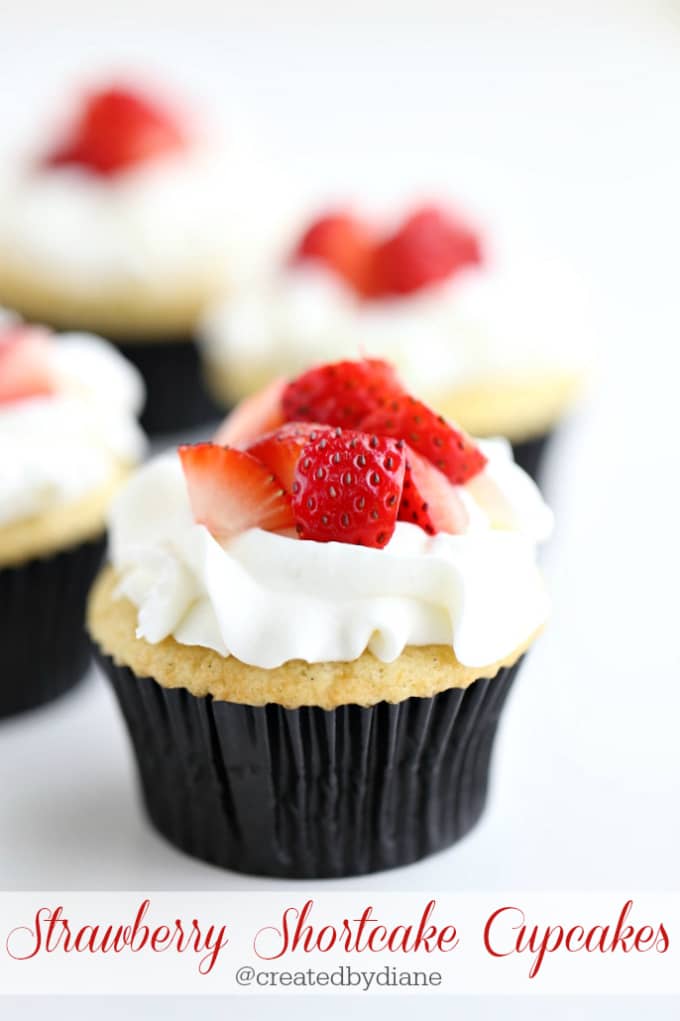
[0,82,275,434]
[0,315,145,717]
[201,204,588,479]
[88,357,552,877]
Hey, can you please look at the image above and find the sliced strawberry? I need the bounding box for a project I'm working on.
[292,211,378,296]
[44,86,187,176]
[0,326,56,404]
[213,378,286,448]
[282,357,404,429]
[374,204,482,296]
[361,395,487,485]
[247,422,333,492]
[292,429,405,548]
[399,447,469,535]
[178,443,293,541]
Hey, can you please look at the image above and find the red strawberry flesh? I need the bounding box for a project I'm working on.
[292,212,377,297]
[178,443,293,541]
[399,447,469,535]
[291,204,482,300]
[247,422,334,493]
[44,86,187,176]
[281,357,404,429]
[360,395,487,485]
[0,326,56,404]
[374,204,482,296]
[213,377,286,448]
[291,429,405,548]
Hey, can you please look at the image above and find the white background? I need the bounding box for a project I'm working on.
[1,0,679,1016]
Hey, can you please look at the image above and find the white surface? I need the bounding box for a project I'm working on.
[1,1,679,1016]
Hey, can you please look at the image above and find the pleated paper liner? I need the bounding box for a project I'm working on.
[95,649,523,878]
[511,430,553,484]
[108,336,222,436]
[0,536,106,719]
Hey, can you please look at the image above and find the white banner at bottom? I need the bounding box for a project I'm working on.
[0,891,677,995]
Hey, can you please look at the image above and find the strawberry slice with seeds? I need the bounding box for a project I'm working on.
[178,443,293,541]
[292,429,405,548]
[44,86,187,176]
[247,422,334,492]
[282,357,404,429]
[361,395,487,485]
[213,377,286,448]
[0,326,56,404]
[374,204,482,296]
[399,447,469,535]
[292,211,377,297]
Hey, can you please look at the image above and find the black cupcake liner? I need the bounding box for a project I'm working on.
[111,336,222,436]
[511,430,554,483]
[0,536,106,719]
[95,649,523,878]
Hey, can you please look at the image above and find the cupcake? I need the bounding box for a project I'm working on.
[88,356,551,877]
[200,204,588,479]
[0,315,145,717]
[0,82,274,434]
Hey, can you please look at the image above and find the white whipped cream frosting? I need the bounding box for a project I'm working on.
[0,143,285,293]
[201,256,590,399]
[110,439,552,670]
[0,331,146,527]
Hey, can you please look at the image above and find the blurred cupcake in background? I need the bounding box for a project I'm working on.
[0,314,145,717]
[0,81,280,434]
[200,203,590,479]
